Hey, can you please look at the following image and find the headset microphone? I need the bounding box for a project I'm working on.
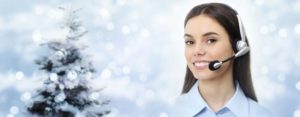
[208,14,250,71]
[208,46,249,71]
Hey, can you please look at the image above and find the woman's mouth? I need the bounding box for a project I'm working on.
[193,61,209,70]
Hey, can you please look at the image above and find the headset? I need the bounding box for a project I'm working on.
[208,14,250,71]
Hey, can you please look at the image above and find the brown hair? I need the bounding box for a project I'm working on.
[181,3,257,102]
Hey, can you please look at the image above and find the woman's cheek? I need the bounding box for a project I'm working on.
[184,49,191,62]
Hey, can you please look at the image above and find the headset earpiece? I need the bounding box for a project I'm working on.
[235,15,249,56]
[237,40,247,51]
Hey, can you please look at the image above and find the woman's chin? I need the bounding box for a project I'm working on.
[192,71,213,80]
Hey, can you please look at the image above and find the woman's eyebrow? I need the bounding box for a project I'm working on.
[184,32,219,39]
[184,32,219,38]
[202,32,219,37]
[184,34,193,39]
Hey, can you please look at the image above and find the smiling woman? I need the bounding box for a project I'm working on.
[171,3,272,117]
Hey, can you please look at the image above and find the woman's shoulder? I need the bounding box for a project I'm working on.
[247,98,274,117]
[174,87,202,108]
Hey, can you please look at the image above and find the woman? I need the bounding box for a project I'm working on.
[173,3,272,117]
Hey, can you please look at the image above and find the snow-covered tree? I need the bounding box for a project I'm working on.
[25,7,110,117]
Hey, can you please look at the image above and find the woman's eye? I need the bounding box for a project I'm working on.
[207,39,217,44]
[185,41,194,45]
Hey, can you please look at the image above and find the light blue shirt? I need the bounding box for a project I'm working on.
[171,81,272,117]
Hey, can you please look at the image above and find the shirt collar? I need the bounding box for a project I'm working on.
[183,81,249,117]
[225,82,249,117]
[179,81,206,116]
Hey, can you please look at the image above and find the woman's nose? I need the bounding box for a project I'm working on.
[194,44,206,56]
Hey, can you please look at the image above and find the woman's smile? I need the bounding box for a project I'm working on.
[193,60,210,70]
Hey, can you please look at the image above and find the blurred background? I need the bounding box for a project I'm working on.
[0,0,300,116]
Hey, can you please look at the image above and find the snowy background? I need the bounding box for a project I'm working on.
[0,0,300,117]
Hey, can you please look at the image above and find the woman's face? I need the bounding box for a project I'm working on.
[184,14,234,80]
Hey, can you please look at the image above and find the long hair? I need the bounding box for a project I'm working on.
[181,3,257,102]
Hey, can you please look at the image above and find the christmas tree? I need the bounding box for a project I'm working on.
[25,7,110,117]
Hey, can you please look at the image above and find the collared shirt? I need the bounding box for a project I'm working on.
[170,81,272,117]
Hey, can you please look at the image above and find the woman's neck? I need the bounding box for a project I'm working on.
[198,70,235,112]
